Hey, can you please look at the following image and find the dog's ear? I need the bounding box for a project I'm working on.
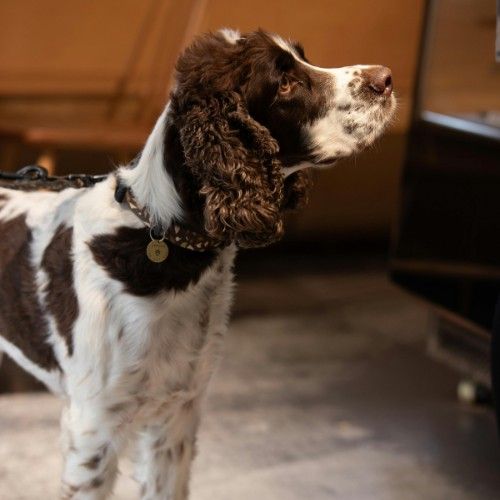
[177,91,285,248]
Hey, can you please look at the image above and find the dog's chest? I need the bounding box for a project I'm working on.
[88,248,236,426]
[117,341,202,424]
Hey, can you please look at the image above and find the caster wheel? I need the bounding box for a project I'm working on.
[457,379,491,405]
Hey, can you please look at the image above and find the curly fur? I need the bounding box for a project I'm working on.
[283,170,312,211]
[170,31,311,248]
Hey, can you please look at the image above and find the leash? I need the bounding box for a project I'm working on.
[0,165,107,190]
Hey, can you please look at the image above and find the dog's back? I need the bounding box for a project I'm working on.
[0,186,82,392]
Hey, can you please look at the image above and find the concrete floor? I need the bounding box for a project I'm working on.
[0,266,499,499]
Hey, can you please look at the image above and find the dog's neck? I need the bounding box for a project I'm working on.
[118,104,183,231]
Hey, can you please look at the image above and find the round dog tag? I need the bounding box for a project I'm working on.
[146,240,169,263]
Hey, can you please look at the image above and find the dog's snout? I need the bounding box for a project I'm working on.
[363,66,393,96]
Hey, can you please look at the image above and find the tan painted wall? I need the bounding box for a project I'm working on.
[0,0,424,130]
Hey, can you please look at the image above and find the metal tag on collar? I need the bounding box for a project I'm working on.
[146,227,169,263]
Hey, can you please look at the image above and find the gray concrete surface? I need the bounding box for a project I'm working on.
[1,269,499,499]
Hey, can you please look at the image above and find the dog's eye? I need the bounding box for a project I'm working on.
[279,76,293,95]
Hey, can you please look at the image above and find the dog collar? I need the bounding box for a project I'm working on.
[114,180,226,260]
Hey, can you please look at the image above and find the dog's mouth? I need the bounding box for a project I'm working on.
[313,157,338,167]
[280,94,396,172]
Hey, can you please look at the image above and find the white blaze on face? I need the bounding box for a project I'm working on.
[271,35,397,166]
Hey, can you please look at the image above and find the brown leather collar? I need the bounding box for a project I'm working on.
[115,180,226,252]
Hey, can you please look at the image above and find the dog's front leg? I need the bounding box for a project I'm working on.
[136,404,200,500]
[60,405,121,500]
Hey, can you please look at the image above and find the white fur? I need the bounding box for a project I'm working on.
[306,64,396,160]
[219,28,241,44]
[118,106,183,230]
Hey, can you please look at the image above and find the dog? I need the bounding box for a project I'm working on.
[0,29,395,499]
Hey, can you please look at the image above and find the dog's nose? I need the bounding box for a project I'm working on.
[363,66,393,96]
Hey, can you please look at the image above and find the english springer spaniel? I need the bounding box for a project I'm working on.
[0,29,395,499]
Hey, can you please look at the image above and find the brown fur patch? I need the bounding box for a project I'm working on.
[283,170,311,211]
[41,225,78,355]
[172,92,285,248]
[0,214,59,370]
[89,226,217,296]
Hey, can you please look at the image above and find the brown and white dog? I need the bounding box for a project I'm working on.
[0,29,395,499]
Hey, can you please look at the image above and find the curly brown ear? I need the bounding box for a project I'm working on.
[177,91,285,248]
[282,170,312,211]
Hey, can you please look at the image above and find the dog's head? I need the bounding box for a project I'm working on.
[167,29,396,247]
